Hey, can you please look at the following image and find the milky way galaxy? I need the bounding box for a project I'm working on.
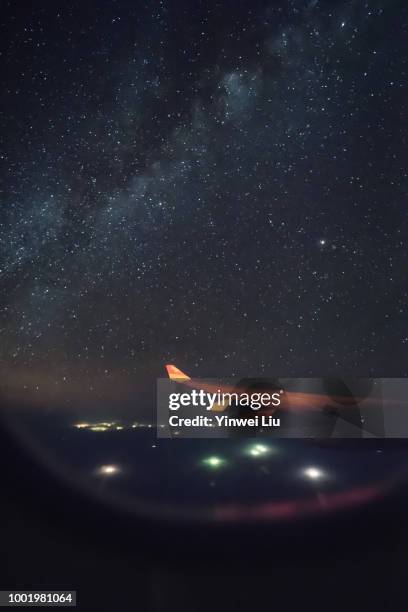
[0,0,407,409]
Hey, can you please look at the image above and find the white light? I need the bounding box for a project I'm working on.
[97,464,120,476]
[302,466,326,481]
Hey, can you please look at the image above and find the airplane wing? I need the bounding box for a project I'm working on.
[165,364,191,382]
[164,364,226,411]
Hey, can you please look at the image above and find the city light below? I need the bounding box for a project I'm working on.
[201,456,225,469]
[246,443,272,457]
[96,464,121,476]
[302,466,326,481]
[73,421,155,432]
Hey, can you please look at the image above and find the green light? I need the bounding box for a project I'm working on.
[247,443,271,457]
[202,456,225,468]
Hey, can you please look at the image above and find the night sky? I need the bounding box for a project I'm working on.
[1,0,407,411]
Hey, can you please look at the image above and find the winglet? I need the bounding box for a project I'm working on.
[165,364,191,381]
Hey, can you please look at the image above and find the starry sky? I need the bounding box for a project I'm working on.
[1,0,407,412]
